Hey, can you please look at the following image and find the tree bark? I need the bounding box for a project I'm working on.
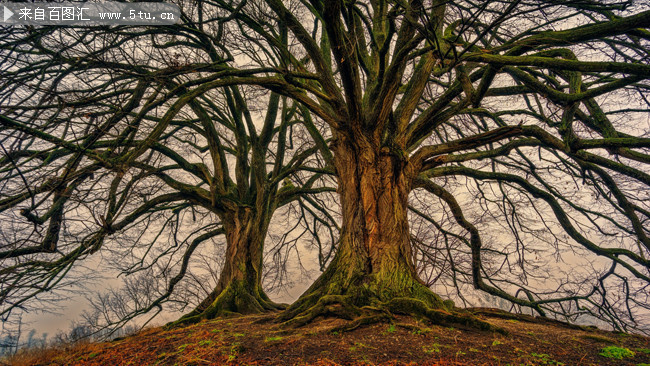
[280,136,450,326]
[174,206,282,325]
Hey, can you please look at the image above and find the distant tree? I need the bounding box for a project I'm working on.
[175,0,650,332]
[0,312,22,356]
[24,328,35,349]
[0,15,335,330]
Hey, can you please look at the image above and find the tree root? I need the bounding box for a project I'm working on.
[280,294,361,328]
[386,297,507,335]
[279,295,507,335]
[165,284,285,329]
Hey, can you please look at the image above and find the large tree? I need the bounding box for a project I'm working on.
[0,20,334,328]
[192,0,650,330]
[2,0,650,334]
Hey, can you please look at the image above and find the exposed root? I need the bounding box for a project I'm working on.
[329,313,394,333]
[386,297,507,335]
[279,295,506,335]
[165,283,284,329]
[280,295,361,328]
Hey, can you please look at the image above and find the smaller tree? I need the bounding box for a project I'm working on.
[0,19,334,332]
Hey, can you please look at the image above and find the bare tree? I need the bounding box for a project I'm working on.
[169,0,650,332]
[2,0,649,335]
[0,9,334,331]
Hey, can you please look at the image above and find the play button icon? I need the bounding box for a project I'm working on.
[3,6,14,22]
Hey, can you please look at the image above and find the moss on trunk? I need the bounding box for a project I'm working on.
[280,138,498,333]
[168,207,283,328]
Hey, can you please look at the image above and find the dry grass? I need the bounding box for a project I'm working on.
[3,310,650,365]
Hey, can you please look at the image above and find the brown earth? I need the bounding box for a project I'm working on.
[4,308,650,365]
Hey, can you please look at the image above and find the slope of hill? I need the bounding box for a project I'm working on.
[5,309,650,365]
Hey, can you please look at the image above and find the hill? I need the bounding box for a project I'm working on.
[5,309,650,365]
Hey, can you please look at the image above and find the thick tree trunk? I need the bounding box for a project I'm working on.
[280,137,452,326]
[173,207,282,325]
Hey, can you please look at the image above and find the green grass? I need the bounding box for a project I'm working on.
[384,324,396,334]
[349,342,370,352]
[264,336,284,342]
[599,345,635,360]
[412,327,432,335]
[422,343,442,354]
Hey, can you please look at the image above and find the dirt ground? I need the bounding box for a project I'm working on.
[5,309,650,365]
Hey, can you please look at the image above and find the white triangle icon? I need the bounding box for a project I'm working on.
[4,6,14,22]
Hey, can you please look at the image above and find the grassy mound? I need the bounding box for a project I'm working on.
[5,309,650,365]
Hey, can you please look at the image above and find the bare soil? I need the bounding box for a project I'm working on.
[5,308,650,365]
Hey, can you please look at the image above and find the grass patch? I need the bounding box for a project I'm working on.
[599,345,635,360]
[349,342,375,352]
[412,327,432,335]
[225,343,243,362]
[422,343,442,354]
[264,336,284,342]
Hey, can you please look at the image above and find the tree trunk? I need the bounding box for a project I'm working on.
[280,136,451,326]
[174,206,281,325]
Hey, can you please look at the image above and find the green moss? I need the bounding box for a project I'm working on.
[280,247,499,333]
[599,346,635,360]
[167,279,281,329]
[422,343,442,354]
[349,342,370,351]
[412,327,432,335]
